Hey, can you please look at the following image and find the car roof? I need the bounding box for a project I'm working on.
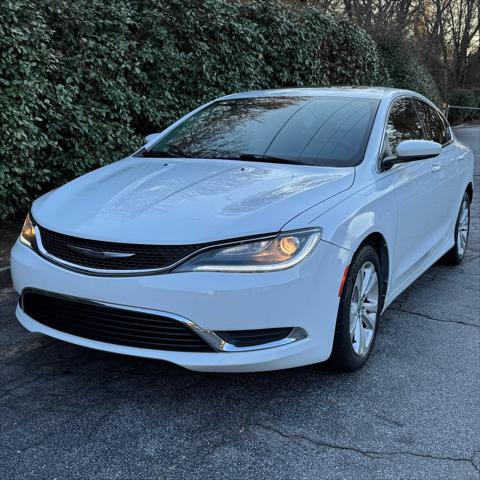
[220,86,417,101]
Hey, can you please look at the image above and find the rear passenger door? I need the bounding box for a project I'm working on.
[413,99,461,243]
[382,97,439,289]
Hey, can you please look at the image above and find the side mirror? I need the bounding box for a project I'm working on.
[383,140,442,169]
[144,133,161,145]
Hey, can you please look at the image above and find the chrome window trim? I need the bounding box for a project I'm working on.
[20,288,308,353]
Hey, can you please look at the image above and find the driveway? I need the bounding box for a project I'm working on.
[1,127,479,480]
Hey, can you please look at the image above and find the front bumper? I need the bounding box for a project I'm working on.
[11,239,349,372]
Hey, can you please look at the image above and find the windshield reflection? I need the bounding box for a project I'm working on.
[146,96,380,167]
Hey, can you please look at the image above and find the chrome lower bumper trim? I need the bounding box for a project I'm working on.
[19,288,307,353]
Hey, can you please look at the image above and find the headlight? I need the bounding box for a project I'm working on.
[19,213,36,249]
[174,228,321,273]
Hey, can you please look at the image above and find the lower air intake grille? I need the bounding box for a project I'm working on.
[214,327,294,347]
[21,291,214,352]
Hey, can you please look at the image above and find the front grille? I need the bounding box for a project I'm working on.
[38,226,205,271]
[21,291,214,352]
[215,327,294,347]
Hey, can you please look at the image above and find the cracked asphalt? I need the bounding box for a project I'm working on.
[1,127,479,480]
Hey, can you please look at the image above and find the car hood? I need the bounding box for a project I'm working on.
[32,157,354,244]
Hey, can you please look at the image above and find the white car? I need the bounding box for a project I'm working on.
[11,87,474,372]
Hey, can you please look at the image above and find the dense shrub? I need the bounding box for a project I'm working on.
[374,32,442,105]
[0,0,437,220]
[0,1,62,220]
[1,0,142,220]
[131,1,384,136]
[447,88,480,124]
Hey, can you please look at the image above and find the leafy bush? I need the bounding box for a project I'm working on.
[0,0,62,220]
[374,32,442,105]
[0,0,436,220]
[447,88,480,124]
[1,0,142,220]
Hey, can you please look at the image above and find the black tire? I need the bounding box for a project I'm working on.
[328,245,383,372]
[442,192,471,266]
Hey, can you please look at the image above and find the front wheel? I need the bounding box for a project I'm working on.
[328,245,383,372]
[443,192,470,265]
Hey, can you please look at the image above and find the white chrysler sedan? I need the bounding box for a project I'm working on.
[11,87,474,372]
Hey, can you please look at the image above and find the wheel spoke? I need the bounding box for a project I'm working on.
[365,275,378,298]
[361,310,376,330]
[363,298,378,314]
[357,319,366,355]
[350,314,358,339]
[361,265,373,297]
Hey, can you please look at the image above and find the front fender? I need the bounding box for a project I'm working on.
[283,178,398,271]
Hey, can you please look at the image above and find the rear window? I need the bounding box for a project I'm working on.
[147,96,380,167]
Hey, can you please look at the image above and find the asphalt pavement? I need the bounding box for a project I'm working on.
[0,127,478,480]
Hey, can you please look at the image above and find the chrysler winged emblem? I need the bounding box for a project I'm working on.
[66,245,135,259]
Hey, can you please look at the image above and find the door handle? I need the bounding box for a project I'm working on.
[432,164,441,172]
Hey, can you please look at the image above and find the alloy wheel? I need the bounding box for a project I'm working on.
[457,199,469,257]
[349,261,379,356]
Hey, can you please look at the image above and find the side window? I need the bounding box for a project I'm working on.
[383,98,424,158]
[414,100,450,145]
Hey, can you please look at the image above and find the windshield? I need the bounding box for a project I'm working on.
[145,96,380,167]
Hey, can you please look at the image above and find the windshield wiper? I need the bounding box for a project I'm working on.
[237,154,308,166]
[140,150,307,165]
[141,145,195,158]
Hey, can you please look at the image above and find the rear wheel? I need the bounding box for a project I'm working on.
[443,192,470,265]
[328,245,382,372]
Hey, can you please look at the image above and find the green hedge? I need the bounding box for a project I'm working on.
[0,0,438,220]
